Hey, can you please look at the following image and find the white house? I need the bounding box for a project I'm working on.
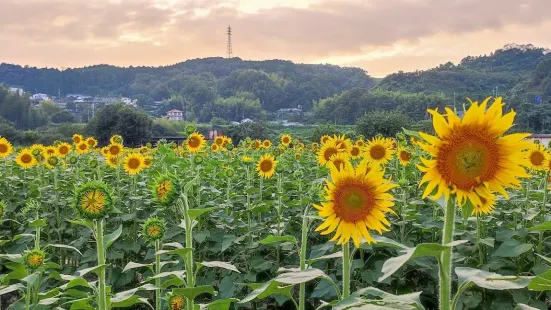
[31,93,49,101]
[9,87,24,95]
[166,109,184,121]
[528,134,551,147]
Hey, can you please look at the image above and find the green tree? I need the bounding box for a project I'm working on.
[356,110,412,138]
[51,110,75,123]
[87,103,152,146]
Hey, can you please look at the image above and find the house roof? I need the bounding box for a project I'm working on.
[167,109,183,113]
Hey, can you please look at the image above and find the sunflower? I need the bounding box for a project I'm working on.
[72,134,83,145]
[253,140,262,149]
[0,137,13,158]
[281,134,292,146]
[106,156,119,168]
[30,144,44,157]
[75,142,89,154]
[123,153,145,175]
[215,136,224,145]
[312,142,319,149]
[525,144,549,171]
[185,132,206,153]
[152,175,177,205]
[101,147,109,157]
[110,134,123,144]
[24,249,45,269]
[355,139,365,147]
[142,217,166,243]
[417,97,531,207]
[262,140,272,149]
[363,137,395,165]
[320,135,331,144]
[86,137,98,148]
[242,155,253,163]
[349,145,362,158]
[397,147,412,166]
[108,143,123,157]
[168,293,184,310]
[314,158,397,247]
[143,156,152,168]
[73,181,112,219]
[295,153,301,159]
[332,134,352,151]
[473,192,496,215]
[257,154,278,179]
[45,155,59,169]
[44,146,57,157]
[16,149,37,168]
[211,143,220,152]
[330,152,350,171]
[57,143,71,157]
[317,141,341,166]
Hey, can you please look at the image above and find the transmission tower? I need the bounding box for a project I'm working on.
[226,26,233,58]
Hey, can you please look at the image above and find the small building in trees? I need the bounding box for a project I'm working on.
[166,109,184,121]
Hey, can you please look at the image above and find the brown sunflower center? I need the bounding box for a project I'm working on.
[333,179,374,222]
[157,181,171,200]
[282,137,290,144]
[147,225,161,237]
[530,151,545,166]
[323,147,338,161]
[0,144,8,153]
[369,145,386,160]
[188,137,200,148]
[21,154,33,163]
[128,158,141,169]
[332,159,345,171]
[59,146,69,154]
[400,151,411,161]
[109,145,121,155]
[350,147,360,157]
[260,159,273,172]
[263,141,270,147]
[79,144,87,150]
[170,296,184,310]
[437,128,499,190]
[87,140,95,146]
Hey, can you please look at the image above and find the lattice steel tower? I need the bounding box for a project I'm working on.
[226,26,233,58]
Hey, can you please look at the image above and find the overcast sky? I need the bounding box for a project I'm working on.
[1,0,550,77]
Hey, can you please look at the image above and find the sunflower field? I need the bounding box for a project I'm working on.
[0,97,551,310]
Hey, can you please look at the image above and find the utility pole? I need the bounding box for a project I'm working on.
[226,26,233,58]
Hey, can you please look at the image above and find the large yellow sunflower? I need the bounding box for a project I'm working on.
[262,140,272,149]
[349,145,362,158]
[57,143,71,157]
[281,134,292,146]
[211,143,220,152]
[72,134,83,145]
[43,146,57,157]
[525,144,549,171]
[16,149,38,168]
[86,137,98,148]
[417,97,531,206]
[75,142,89,154]
[363,137,395,165]
[317,141,341,166]
[106,156,119,168]
[314,159,397,247]
[123,153,145,175]
[185,132,206,153]
[397,147,412,166]
[256,154,278,179]
[0,137,13,158]
[108,143,123,157]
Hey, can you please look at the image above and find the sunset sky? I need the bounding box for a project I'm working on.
[1,0,550,77]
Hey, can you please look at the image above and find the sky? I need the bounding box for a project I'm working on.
[1,0,550,77]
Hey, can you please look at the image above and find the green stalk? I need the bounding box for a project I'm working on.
[476,214,484,265]
[537,171,549,265]
[96,220,107,310]
[342,241,351,299]
[182,194,195,310]
[25,281,31,310]
[155,240,161,310]
[298,206,310,310]
[439,197,456,310]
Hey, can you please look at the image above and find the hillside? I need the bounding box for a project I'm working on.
[0,58,375,121]
[376,44,551,106]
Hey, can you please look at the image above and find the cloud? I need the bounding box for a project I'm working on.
[0,0,550,75]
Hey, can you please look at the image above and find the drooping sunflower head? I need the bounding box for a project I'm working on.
[73,181,113,220]
[110,134,123,144]
[76,142,89,154]
[211,143,220,152]
[45,155,60,169]
[525,144,549,171]
[397,147,412,166]
[417,97,531,207]
[314,158,397,248]
[72,134,83,145]
[108,143,123,157]
[349,145,362,158]
[168,293,185,310]
[16,149,38,168]
[262,140,272,149]
[142,217,166,243]
[363,137,395,165]
[152,175,178,205]
[24,249,46,269]
[0,137,13,158]
[330,152,351,171]
[85,137,98,148]
[317,141,341,166]
[57,143,71,157]
[256,154,278,179]
[186,132,206,153]
[281,134,292,146]
[123,153,145,175]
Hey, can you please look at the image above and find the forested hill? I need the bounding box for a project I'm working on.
[0,58,374,114]
[376,44,551,106]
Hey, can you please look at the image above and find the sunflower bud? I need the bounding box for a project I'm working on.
[142,217,165,243]
[186,125,195,134]
[226,143,234,151]
[168,293,184,310]
[398,178,409,186]
[193,155,204,164]
[46,155,59,168]
[69,155,78,164]
[24,249,45,269]
[89,158,98,169]
[73,182,113,220]
[226,169,234,177]
[152,175,177,206]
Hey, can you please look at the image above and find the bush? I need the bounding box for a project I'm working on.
[356,110,412,138]
[226,122,269,144]
[87,104,152,147]
[51,111,75,123]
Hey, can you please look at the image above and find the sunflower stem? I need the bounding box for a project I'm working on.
[182,194,195,310]
[476,213,484,266]
[439,196,456,310]
[299,205,310,310]
[342,241,351,299]
[155,240,162,310]
[537,171,549,265]
[95,220,107,310]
